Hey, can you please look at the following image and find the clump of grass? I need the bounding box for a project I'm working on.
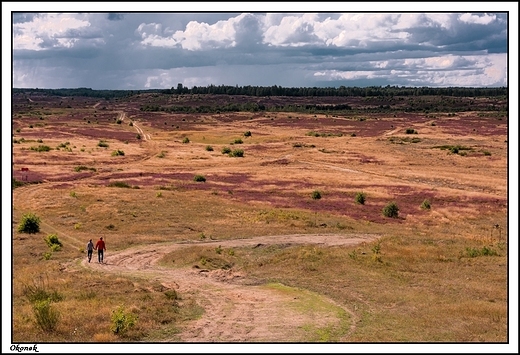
[462,246,499,258]
[382,202,399,218]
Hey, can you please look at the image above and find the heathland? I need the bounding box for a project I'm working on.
[11,88,508,343]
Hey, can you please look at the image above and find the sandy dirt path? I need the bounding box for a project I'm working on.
[81,233,379,342]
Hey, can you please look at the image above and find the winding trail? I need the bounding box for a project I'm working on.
[80,233,379,342]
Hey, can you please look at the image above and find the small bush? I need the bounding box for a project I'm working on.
[405,128,417,134]
[97,140,109,148]
[233,138,243,144]
[244,131,252,137]
[205,145,214,151]
[157,151,166,158]
[111,305,137,335]
[164,290,178,300]
[13,178,25,189]
[33,299,60,332]
[221,146,231,154]
[108,181,130,188]
[182,137,190,144]
[111,149,125,156]
[193,175,206,182]
[421,199,431,210]
[382,202,399,218]
[311,190,322,200]
[74,165,96,172]
[30,145,51,152]
[230,149,244,157]
[18,213,41,234]
[355,192,366,205]
[45,234,63,249]
[136,134,141,140]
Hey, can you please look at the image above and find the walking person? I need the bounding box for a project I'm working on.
[95,237,106,263]
[86,239,94,263]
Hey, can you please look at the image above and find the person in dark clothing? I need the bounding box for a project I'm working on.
[95,237,106,263]
[86,239,94,263]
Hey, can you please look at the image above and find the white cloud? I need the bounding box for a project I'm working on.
[314,53,507,87]
[13,13,91,50]
[459,13,496,25]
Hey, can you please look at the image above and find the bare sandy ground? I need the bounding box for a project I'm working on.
[81,233,379,342]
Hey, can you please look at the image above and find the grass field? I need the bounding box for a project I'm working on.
[7,91,512,350]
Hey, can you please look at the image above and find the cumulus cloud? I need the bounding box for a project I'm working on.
[8,11,510,89]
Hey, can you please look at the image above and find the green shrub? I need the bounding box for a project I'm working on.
[205,145,214,151]
[221,146,232,154]
[33,299,60,332]
[311,190,322,200]
[18,213,41,234]
[157,151,166,158]
[421,199,431,210]
[182,137,190,144]
[13,178,25,189]
[74,165,96,172]
[230,149,244,157]
[405,128,417,134]
[97,140,109,148]
[111,305,137,335]
[193,174,206,182]
[164,290,178,300]
[244,131,252,137]
[45,234,63,249]
[233,138,243,144]
[382,202,399,218]
[111,149,125,156]
[30,145,51,152]
[136,134,141,140]
[355,192,366,205]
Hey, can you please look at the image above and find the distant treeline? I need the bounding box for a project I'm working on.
[13,85,508,99]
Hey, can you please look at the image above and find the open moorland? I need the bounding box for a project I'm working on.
[11,90,508,344]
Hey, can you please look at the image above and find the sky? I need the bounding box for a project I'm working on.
[3,2,517,90]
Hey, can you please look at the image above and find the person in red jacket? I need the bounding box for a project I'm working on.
[95,237,106,263]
